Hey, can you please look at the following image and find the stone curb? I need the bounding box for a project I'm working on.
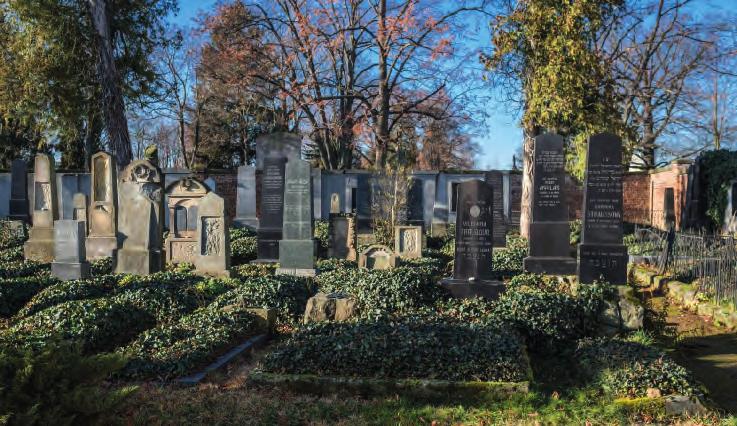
[176,334,269,385]
[248,371,529,400]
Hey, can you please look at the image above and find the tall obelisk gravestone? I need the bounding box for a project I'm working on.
[24,154,58,262]
[8,159,29,222]
[277,159,315,276]
[440,180,504,299]
[523,134,576,274]
[254,157,287,262]
[577,133,628,284]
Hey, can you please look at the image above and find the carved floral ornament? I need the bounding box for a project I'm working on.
[122,160,160,184]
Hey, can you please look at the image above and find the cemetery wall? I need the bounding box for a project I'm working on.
[622,172,651,225]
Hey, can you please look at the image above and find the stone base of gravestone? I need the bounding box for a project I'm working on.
[8,199,29,222]
[577,244,628,284]
[523,257,578,275]
[438,279,505,300]
[254,229,281,263]
[23,228,55,263]
[116,249,163,275]
[523,222,577,275]
[86,236,118,259]
[276,240,315,276]
[51,261,90,280]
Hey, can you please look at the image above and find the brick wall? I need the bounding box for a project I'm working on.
[191,170,238,220]
[648,162,691,230]
[622,172,651,225]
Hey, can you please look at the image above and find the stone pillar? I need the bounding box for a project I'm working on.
[276,159,315,276]
[86,152,118,259]
[24,154,58,262]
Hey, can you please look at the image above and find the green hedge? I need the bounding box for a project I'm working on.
[507,273,561,293]
[0,340,136,425]
[0,276,59,318]
[491,235,528,276]
[262,318,530,383]
[230,228,257,265]
[19,275,118,318]
[576,337,699,397]
[315,258,357,273]
[0,220,26,250]
[0,246,22,262]
[119,301,260,380]
[210,275,316,325]
[0,260,49,279]
[314,220,329,257]
[399,256,447,278]
[316,267,445,318]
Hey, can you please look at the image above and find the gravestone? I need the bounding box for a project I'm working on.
[407,178,424,227]
[483,171,508,247]
[523,134,577,275]
[254,157,287,262]
[255,132,302,170]
[195,192,231,277]
[394,225,422,259]
[330,193,340,214]
[86,152,118,259]
[577,133,627,284]
[233,165,258,229]
[8,159,29,222]
[276,159,315,276]
[440,180,504,299]
[328,214,356,260]
[164,178,209,264]
[355,174,372,232]
[116,160,164,274]
[72,193,88,235]
[24,154,58,262]
[358,245,396,270]
[51,220,90,280]
[664,188,676,229]
[59,174,89,219]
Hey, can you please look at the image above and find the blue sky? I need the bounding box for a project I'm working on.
[172,0,734,170]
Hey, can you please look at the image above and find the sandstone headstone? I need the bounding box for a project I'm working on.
[116,160,164,274]
[330,193,340,214]
[8,159,29,222]
[255,132,302,170]
[328,214,356,260]
[164,178,209,264]
[233,165,258,229]
[577,133,627,284]
[440,180,504,299]
[276,159,315,276]
[358,244,396,270]
[72,193,88,235]
[303,292,357,323]
[255,157,286,262]
[24,154,58,262]
[523,134,577,275]
[195,192,231,277]
[86,152,118,259]
[394,225,422,259]
[51,220,90,280]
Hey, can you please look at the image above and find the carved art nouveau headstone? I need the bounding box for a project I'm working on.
[51,220,90,280]
[394,225,422,259]
[8,159,29,222]
[233,165,258,229]
[23,154,58,262]
[116,159,164,274]
[164,178,209,264]
[577,133,627,284]
[86,152,118,259]
[195,192,231,277]
[523,134,577,275]
[276,159,315,276]
[439,179,504,300]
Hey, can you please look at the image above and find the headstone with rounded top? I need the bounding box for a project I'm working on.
[358,244,396,270]
[164,177,209,265]
[24,154,58,262]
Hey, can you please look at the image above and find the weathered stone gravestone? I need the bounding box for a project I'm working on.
[407,177,424,227]
[577,133,627,284]
[24,154,58,262]
[195,192,231,277]
[8,159,29,222]
[233,165,258,229]
[255,132,302,170]
[358,244,396,270]
[276,159,315,276]
[330,193,340,214]
[523,134,577,275]
[164,178,209,264]
[440,180,504,299]
[72,193,88,235]
[255,157,286,262]
[116,160,164,274]
[86,152,118,259]
[394,225,422,259]
[328,214,356,261]
[664,188,676,229]
[51,220,90,280]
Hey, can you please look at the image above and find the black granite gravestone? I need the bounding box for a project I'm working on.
[9,159,29,222]
[407,178,424,227]
[255,157,286,262]
[523,134,577,275]
[483,171,508,247]
[440,180,504,299]
[277,159,315,276]
[577,133,628,284]
[664,188,675,229]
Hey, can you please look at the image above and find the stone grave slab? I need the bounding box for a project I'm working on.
[394,225,422,259]
[51,220,90,280]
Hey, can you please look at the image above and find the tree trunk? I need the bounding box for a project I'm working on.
[374,0,389,168]
[87,0,132,168]
[519,125,540,239]
[178,109,189,169]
